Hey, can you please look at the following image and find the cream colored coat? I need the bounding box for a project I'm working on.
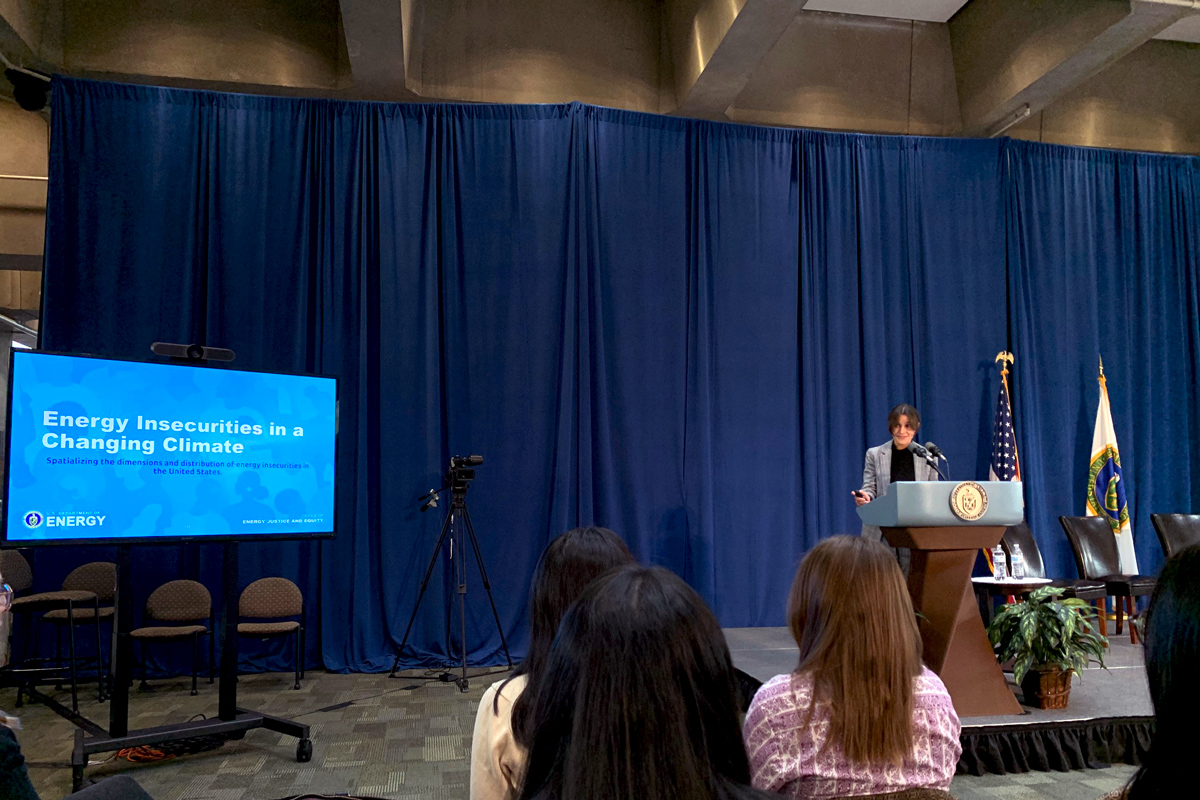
[470,674,528,800]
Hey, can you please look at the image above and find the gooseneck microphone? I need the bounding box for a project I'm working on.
[923,442,949,480]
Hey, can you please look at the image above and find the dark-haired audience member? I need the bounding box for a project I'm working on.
[744,536,961,798]
[1100,543,1200,800]
[470,526,634,800]
[518,565,775,800]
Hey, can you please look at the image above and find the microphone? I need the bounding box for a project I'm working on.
[922,442,948,481]
[908,442,931,459]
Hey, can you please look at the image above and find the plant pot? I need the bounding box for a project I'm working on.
[1020,665,1073,709]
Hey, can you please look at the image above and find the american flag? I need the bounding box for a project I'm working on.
[989,380,1021,482]
[985,377,1021,575]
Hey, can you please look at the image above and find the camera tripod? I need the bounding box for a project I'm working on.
[389,468,512,690]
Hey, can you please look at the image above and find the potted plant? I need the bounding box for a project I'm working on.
[986,585,1108,709]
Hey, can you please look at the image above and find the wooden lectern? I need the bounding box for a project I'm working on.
[858,481,1024,717]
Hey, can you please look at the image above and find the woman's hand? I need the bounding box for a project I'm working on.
[852,490,870,507]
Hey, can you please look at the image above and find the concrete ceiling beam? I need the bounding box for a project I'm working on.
[667,0,805,119]
[337,0,419,100]
[951,0,1200,137]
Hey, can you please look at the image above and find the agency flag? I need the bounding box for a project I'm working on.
[1087,359,1138,573]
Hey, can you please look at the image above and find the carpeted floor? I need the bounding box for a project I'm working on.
[6,669,1137,800]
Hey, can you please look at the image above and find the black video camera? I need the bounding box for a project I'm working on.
[446,454,483,492]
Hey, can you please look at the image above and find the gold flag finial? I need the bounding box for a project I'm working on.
[995,351,1014,380]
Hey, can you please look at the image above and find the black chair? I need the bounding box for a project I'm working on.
[1004,522,1106,594]
[1059,515,1156,643]
[974,522,1108,633]
[1150,513,1200,560]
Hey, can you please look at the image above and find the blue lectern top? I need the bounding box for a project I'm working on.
[855,481,1023,528]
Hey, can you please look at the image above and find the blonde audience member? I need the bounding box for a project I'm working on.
[744,536,961,798]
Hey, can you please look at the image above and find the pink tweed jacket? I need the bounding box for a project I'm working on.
[743,667,962,799]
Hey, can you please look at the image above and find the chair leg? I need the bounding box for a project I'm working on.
[191,634,199,696]
[66,603,79,713]
[293,632,300,690]
[1095,599,1108,640]
[299,626,305,681]
[209,627,215,684]
[1115,596,1125,634]
[139,642,149,690]
[93,600,106,702]
[13,614,26,707]
[1127,597,1139,645]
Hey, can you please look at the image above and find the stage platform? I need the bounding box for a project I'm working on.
[724,627,1153,776]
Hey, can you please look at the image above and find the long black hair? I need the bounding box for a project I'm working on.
[1127,543,1200,799]
[518,565,770,800]
[501,526,633,747]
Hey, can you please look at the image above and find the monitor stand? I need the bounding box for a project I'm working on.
[71,542,312,790]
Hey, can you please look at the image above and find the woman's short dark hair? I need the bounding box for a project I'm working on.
[503,526,634,746]
[887,403,921,433]
[1128,544,1200,800]
[518,565,767,800]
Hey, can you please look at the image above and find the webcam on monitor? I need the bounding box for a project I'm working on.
[150,342,236,362]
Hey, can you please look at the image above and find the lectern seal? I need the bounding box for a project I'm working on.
[950,481,988,521]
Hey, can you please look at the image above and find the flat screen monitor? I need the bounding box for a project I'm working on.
[3,351,337,545]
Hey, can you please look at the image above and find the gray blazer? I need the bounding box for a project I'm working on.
[859,440,940,541]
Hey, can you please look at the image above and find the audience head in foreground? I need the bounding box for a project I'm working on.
[1121,543,1200,800]
[744,535,961,799]
[470,526,634,800]
[518,565,771,800]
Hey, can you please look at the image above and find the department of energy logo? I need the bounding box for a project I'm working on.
[23,511,43,529]
[949,482,989,522]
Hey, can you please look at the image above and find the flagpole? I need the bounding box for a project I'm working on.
[987,351,1020,582]
[995,351,1014,400]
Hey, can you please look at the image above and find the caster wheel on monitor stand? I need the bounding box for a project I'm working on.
[296,738,313,763]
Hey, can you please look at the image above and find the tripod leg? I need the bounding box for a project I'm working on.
[390,510,455,677]
[462,508,514,668]
[456,515,469,692]
[444,512,455,667]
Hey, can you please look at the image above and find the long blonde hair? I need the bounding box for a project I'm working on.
[787,536,923,765]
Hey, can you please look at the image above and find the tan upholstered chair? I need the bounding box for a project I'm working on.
[1,550,102,710]
[237,577,305,690]
[129,579,214,695]
[43,562,117,699]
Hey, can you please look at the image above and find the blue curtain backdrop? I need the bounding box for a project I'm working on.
[33,78,1200,672]
[1006,140,1200,579]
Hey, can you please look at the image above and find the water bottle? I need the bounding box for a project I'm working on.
[992,545,1008,580]
[1009,544,1025,580]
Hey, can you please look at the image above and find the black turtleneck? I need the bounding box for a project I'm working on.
[890,442,915,484]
